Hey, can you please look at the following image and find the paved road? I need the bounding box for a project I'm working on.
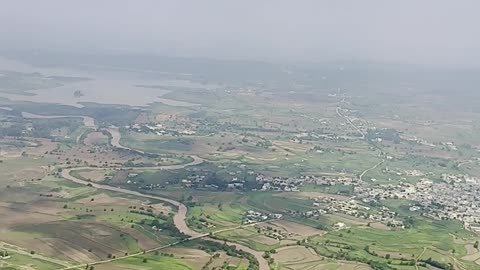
[336,106,366,139]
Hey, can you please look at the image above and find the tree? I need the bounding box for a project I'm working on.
[142,258,148,263]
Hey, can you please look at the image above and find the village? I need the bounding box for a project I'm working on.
[79,140,480,235]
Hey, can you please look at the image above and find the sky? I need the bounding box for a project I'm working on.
[1,0,480,67]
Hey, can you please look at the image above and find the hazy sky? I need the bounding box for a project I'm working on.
[1,0,479,67]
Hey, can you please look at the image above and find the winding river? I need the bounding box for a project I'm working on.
[21,112,96,129]
[40,114,270,270]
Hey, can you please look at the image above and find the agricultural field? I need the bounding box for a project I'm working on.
[306,218,479,270]
[1,53,480,270]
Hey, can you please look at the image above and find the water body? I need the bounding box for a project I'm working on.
[21,112,96,128]
[0,78,201,108]
[0,57,203,107]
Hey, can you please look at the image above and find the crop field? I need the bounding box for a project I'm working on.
[184,191,322,232]
[271,245,373,270]
[96,254,197,270]
[0,157,176,267]
[0,186,174,265]
[215,226,281,251]
[245,192,317,213]
[3,53,480,270]
[0,250,64,270]
[71,168,114,182]
[308,218,479,270]
[83,131,110,146]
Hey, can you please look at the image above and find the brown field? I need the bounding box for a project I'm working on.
[462,244,480,262]
[76,169,113,182]
[0,202,64,230]
[96,265,134,270]
[44,143,150,168]
[294,192,352,201]
[0,160,51,184]
[0,138,58,158]
[326,213,369,226]
[5,220,141,263]
[163,247,210,257]
[366,222,390,230]
[266,220,325,238]
[253,234,281,245]
[273,246,372,270]
[164,247,212,267]
[84,131,109,146]
[77,193,137,205]
[374,250,412,260]
[273,140,311,153]
[0,174,171,264]
[95,248,248,270]
[273,246,320,263]
[110,170,129,184]
[209,251,249,268]
[76,193,172,215]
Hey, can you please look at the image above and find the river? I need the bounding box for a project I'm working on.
[54,117,268,269]
[22,112,96,128]
[61,165,268,270]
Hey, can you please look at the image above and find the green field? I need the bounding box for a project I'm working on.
[107,255,196,270]
[308,218,478,270]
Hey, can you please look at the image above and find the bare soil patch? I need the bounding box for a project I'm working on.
[267,220,325,238]
[462,244,480,262]
[272,245,320,263]
[77,169,113,182]
[84,131,109,146]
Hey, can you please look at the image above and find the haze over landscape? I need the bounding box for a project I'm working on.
[0,1,480,270]
[1,0,480,66]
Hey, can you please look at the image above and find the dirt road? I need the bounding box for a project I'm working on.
[359,159,385,181]
[336,106,366,139]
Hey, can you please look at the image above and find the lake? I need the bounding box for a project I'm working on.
[0,57,202,107]
[0,77,205,107]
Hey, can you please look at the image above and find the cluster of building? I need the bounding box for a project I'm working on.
[253,167,480,231]
[243,210,282,224]
[354,172,480,231]
[255,225,290,240]
[125,154,480,232]
[125,123,196,136]
[309,196,404,228]
[256,174,358,192]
